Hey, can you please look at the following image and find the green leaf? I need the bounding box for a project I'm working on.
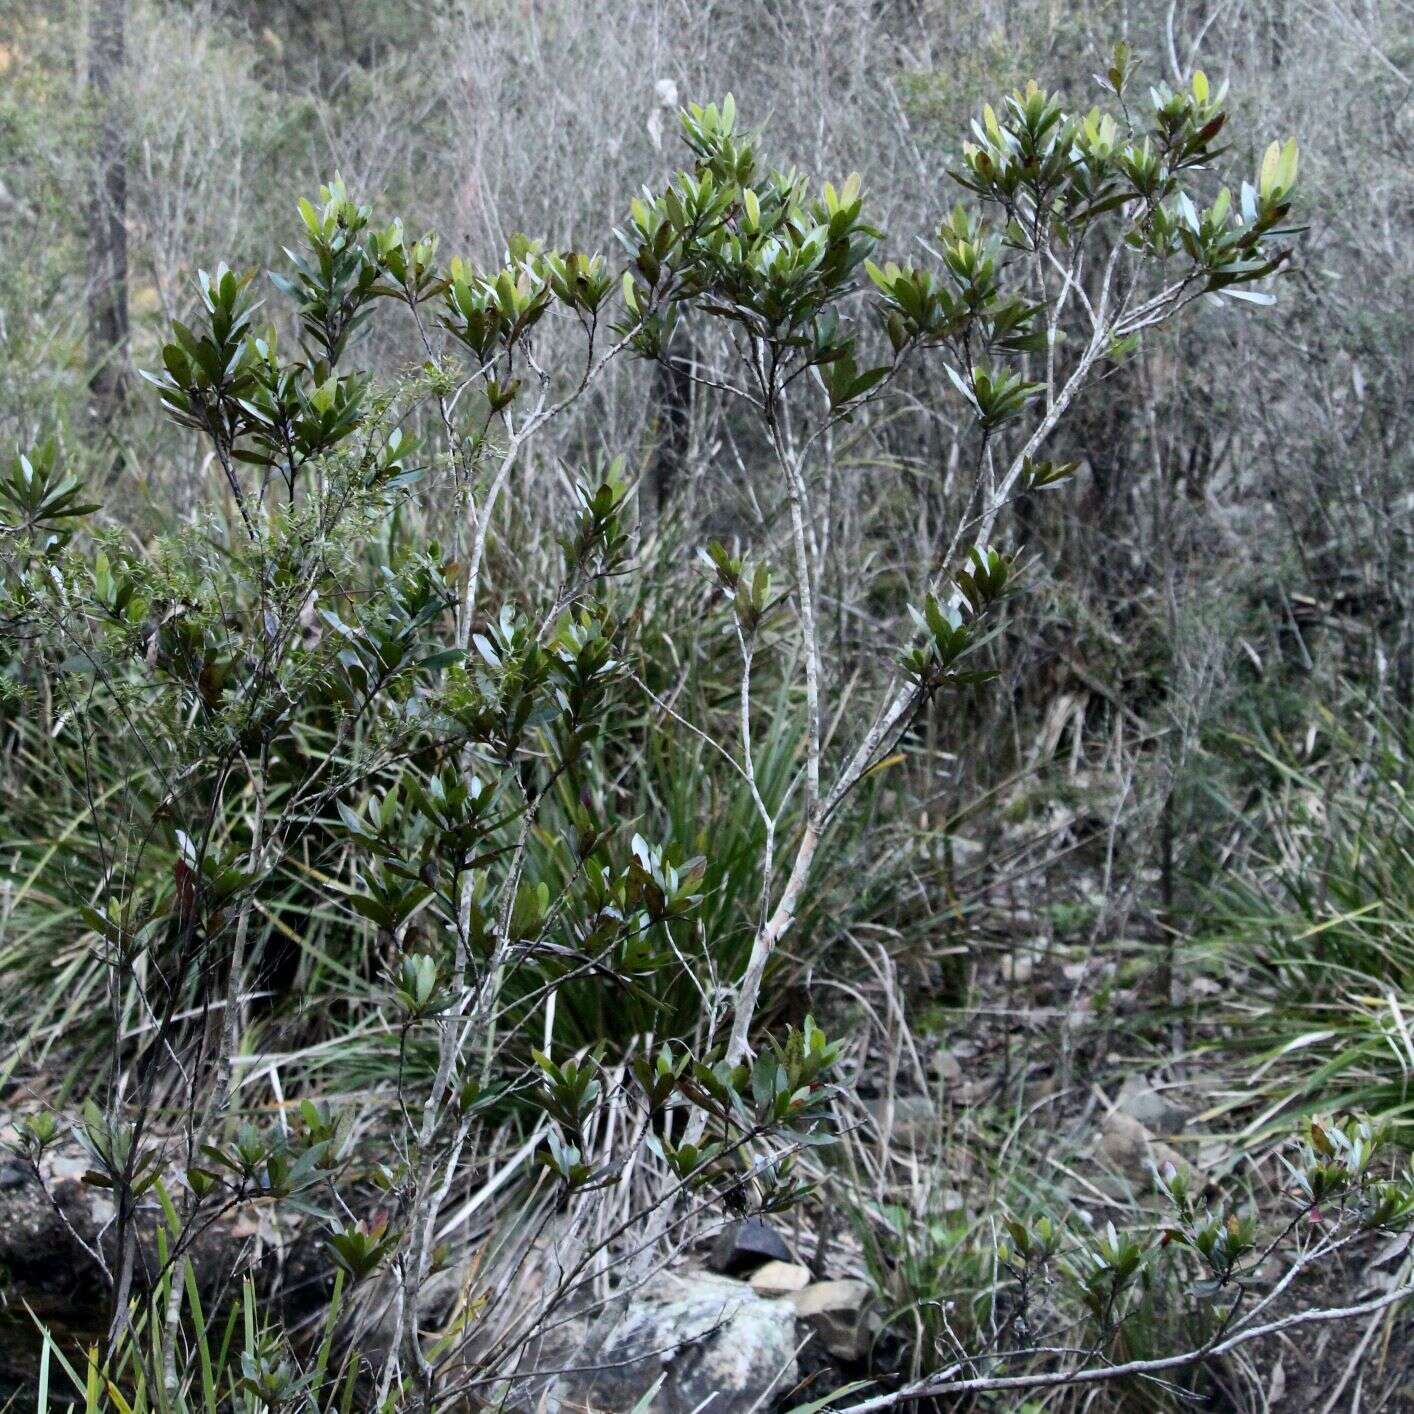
[784,1383,876,1412]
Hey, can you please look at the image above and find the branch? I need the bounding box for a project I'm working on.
[823,1285,1414,1409]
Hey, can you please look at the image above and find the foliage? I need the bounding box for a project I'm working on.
[4,8,1411,1407]
[836,1116,1414,1410]
[1197,695,1414,1139]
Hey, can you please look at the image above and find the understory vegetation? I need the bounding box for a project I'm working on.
[1,1,1411,1410]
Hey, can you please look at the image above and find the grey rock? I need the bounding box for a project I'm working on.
[0,1124,325,1306]
[551,1272,797,1413]
[1000,953,1033,985]
[1115,1075,1190,1136]
[1098,1110,1198,1193]
[934,1049,963,1088]
[0,1162,32,1191]
[872,1094,939,1143]
[948,834,985,864]
[952,1080,989,1107]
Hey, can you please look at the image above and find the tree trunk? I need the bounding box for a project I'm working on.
[88,0,130,437]
[642,339,692,521]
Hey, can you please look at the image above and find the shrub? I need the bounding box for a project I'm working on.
[5,55,1380,1412]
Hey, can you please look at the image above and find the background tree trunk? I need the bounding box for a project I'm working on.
[642,339,693,522]
[88,0,130,439]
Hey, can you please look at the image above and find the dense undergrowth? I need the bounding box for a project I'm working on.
[2,1,1413,1409]
[1197,699,1414,1139]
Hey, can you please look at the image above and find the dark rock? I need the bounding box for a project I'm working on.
[709,1216,791,1276]
[0,1127,332,1320]
[0,1162,32,1191]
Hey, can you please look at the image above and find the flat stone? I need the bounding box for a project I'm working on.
[788,1279,876,1362]
[872,1094,939,1143]
[788,1279,873,1319]
[749,1261,811,1294]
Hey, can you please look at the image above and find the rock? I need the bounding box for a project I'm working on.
[948,834,985,865]
[0,1127,331,1393]
[749,1261,811,1295]
[934,1049,963,1088]
[709,1216,792,1275]
[1000,953,1033,985]
[953,1080,988,1107]
[872,1094,939,1143]
[1115,1075,1190,1136]
[551,1271,797,1413]
[0,1161,30,1191]
[0,1149,111,1296]
[353,1263,465,1361]
[788,1280,876,1363]
[1098,1110,1199,1193]
[1197,1139,1237,1175]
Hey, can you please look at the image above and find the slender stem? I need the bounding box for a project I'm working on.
[826,1284,1414,1409]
